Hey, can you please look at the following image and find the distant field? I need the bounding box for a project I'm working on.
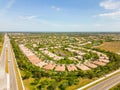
[96,41,120,53]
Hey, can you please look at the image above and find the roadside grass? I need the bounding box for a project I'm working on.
[20,70,51,90]
[22,76,35,90]
[11,46,24,90]
[96,41,120,53]
[110,83,120,90]
[5,49,8,73]
[66,77,98,90]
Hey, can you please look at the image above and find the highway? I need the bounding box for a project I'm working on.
[0,34,7,90]
[0,34,18,90]
[88,73,120,90]
[7,35,18,90]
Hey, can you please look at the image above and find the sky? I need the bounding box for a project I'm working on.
[0,0,120,32]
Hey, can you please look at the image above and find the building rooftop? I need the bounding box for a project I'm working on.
[76,64,90,70]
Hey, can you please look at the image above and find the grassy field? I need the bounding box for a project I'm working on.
[23,78,35,90]
[66,77,98,90]
[22,74,98,90]
[96,41,120,53]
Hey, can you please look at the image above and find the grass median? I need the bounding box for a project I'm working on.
[5,49,8,73]
[0,42,3,63]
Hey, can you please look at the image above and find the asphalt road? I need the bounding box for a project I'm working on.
[88,73,120,90]
[7,35,18,90]
[0,35,7,90]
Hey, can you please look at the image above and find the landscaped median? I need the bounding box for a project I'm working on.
[5,46,10,90]
[5,49,8,73]
[0,34,4,63]
[11,44,25,90]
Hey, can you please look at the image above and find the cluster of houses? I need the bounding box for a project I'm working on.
[78,41,92,46]
[66,48,85,56]
[19,44,110,72]
[39,48,64,60]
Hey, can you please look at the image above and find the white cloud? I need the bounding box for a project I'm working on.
[0,0,15,15]
[100,0,120,10]
[98,0,120,19]
[51,6,61,11]
[99,11,120,18]
[18,15,37,20]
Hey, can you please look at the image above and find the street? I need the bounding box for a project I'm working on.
[0,34,7,90]
[0,34,18,90]
[7,35,18,90]
[88,73,120,90]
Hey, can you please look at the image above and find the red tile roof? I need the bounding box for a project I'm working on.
[67,64,77,71]
[55,65,65,71]
[43,63,56,70]
[84,62,97,68]
[76,64,90,70]
[93,61,106,66]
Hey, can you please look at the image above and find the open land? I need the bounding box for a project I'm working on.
[9,32,120,90]
[97,41,120,53]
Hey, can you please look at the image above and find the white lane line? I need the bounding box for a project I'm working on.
[7,74,10,90]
